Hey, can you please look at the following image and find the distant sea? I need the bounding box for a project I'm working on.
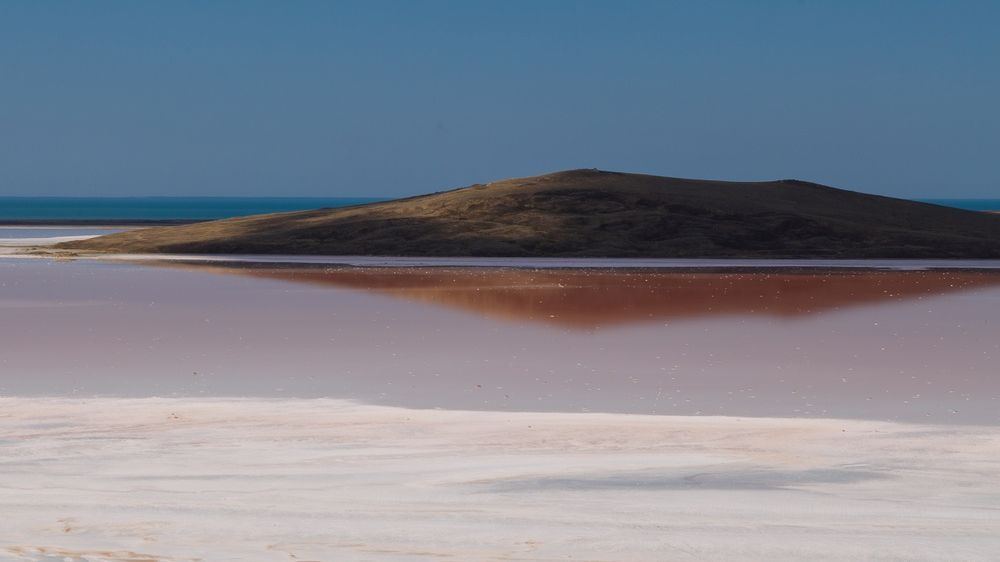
[0,197,385,222]
[0,196,995,223]
[918,199,1000,212]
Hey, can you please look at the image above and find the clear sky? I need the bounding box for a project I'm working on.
[1,1,997,198]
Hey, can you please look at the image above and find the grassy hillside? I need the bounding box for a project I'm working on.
[60,169,1000,258]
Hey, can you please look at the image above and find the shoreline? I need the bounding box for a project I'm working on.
[13,249,1000,270]
[8,222,1000,266]
[1,392,996,427]
[0,219,200,227]
[2,396,998,561]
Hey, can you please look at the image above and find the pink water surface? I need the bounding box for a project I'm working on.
[1,258,998,424]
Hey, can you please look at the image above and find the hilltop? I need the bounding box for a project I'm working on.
[60,169,1000,258]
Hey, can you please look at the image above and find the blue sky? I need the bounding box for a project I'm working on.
[1,1,997,198]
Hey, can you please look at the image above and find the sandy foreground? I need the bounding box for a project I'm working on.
[0,398,998,562]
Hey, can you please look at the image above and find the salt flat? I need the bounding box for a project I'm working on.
[1,397,998,561]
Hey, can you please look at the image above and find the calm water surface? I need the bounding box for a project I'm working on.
[1,258,998,424]
[0,197,383,221]
[0,226,126,239]
[0,197,993,220]
[919,198,1000,211]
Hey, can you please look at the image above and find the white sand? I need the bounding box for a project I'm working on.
[1,398,998,561]
[0,235,101,248]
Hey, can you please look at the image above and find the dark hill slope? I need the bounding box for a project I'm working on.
[60,170,1000,258]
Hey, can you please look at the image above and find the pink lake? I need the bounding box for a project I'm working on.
[1,258,999,424]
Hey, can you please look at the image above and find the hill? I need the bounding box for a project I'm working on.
[59,169,1000,258]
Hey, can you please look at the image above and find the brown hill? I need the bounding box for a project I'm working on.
[60,169,1000,258]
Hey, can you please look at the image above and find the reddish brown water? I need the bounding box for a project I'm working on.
[2,259,999,424]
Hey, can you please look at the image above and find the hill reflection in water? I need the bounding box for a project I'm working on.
[153,264,1000,329]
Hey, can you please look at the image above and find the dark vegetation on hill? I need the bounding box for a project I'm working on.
[61,169,1000,258]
